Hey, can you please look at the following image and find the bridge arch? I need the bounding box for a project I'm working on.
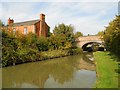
[82,41,104,51]
[76,35,105,51]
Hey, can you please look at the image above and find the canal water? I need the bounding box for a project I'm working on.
[2,52,96,88]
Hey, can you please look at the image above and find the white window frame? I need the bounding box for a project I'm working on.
[13,28,16,34]
[24,27,28,35]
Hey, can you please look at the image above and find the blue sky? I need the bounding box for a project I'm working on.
[0,1,119,35]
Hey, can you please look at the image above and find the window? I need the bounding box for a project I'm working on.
[33,26,36,33]
[13,28,16,34]
[24,27,28,35]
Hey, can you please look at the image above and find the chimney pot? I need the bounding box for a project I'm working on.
[8,18,14,25]
[40,13,45,22]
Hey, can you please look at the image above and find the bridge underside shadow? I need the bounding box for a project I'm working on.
[82,42,104,52]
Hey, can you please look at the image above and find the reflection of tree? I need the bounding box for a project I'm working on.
[2,53,95,88]
[2,56,76,88]
[48,58,74,84]
[2,63,50,88]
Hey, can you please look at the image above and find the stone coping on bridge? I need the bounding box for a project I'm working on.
[76,35,103,41]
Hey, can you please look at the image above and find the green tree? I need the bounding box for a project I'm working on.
[2,30,20,66]
[97,31,104,36]
[2,30,41,66]
[36,36,49,51]
[104,15,120,56]
[53,23,76,49]
[48,35,66,50]
[74,31,83,38]
[53,23,74,35]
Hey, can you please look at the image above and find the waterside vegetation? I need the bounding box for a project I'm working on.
[2,23,82,67]
[98,15,120,59]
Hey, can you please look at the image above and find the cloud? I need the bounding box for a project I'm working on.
[2,2,38,22]
[1,0,119,2]
[42,2,117,35]
[0,3,2,19]
[1,2,118,35]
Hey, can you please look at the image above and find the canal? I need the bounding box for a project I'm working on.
[2,52,96,88]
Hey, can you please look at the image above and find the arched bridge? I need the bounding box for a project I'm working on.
[76,35,104,49]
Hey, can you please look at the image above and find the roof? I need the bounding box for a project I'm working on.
[9,19,40,27]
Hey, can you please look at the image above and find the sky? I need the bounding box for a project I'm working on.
[0,1,119,35]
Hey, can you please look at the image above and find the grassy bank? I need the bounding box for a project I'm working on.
[94,51,119,88]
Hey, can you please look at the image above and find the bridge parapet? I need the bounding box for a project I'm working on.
[78,35,103,41]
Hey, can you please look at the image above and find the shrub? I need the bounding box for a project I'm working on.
[36,36,49,51]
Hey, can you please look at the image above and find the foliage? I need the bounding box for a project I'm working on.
[48,35,65,50]
[103,15,120,56]
[2,23,82,67]
[18,33,38,49]
[2,31,41,66]
[53,23,76,49]
[97,31,104,36]
[53,23,74,35]
[68,48,83,55]
[41,48,82,60]
[74,31,83,38]
[36,36,49,51]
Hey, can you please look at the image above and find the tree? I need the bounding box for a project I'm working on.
[103,15,120,56]
[53,23,74,36]
[36,36,49,51]
[97,31,104,36]
[53,23,76,49]
[48,35,64,50]
[74,31,83,38]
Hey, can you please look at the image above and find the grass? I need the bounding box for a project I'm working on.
[94,51,119,88]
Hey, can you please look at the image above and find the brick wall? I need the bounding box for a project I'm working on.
[12,25,35,35]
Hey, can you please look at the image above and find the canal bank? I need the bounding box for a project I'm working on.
[2,53,96,88]
[94,51,119,88]
[2,48,82,67]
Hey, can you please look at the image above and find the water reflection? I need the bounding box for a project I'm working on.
[75,52,95,71]
[2,53,96,88]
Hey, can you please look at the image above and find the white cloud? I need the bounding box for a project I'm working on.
[0,3,2,19]
[1,0,119,2]
[42,2,117,35]
[1,2,118,35]
[2,3,37,22]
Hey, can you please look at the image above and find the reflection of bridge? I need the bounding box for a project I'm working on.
[76,35,104,49]
[75,53,96,71]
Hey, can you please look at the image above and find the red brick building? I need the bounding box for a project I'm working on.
[6,13,50,37]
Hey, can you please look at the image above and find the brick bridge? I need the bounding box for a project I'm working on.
[76,35,104,48]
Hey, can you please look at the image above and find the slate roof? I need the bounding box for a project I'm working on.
[10,19,40,26]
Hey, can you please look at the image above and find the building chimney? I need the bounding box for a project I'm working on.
[8,18,14,25]
[40,13,45,22]
[40,13,45,37]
